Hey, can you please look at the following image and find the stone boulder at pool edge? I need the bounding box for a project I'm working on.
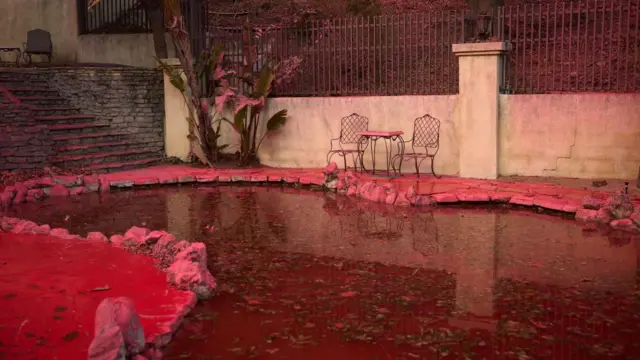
[167,258,217,300]
[163,239,216,300]
[89,297,145,360]
[323,162,339,189]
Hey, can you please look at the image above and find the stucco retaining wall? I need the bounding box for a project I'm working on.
[499,93,640,179]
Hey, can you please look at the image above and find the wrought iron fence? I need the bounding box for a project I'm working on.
[207,11,465,97]
[498,0,640,93]
[201,0,639,96]
[78,0,151,34]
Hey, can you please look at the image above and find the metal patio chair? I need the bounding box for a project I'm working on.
[23,29,52,65]
[391,114,441,178]
[326,113,369,171]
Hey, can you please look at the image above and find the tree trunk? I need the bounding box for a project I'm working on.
[142,0,168,59]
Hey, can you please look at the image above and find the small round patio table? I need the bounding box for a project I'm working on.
[358,130,405,177]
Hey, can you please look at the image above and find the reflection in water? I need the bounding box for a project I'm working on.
[6,185,640,359]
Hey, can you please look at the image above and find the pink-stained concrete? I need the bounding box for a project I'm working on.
[2,165,638,220]
[0,232,197,360]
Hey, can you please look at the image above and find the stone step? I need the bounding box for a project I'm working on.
[51,131,129,145]
[30,106,82,116]
[0,79,49,87]
[0,108,31,124]
[48,122,111,135]
[55,139,150,155]
[33,114,97,124]
[5,86,59,97]
[87,157,163,173]
[17,96,68,106]
[0,71,45,82]
[49,149,160,168]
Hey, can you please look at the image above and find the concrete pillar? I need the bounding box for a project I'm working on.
[452,42,510,179]
[161,58,191,161]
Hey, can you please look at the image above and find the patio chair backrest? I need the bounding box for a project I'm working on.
[413,114,440,148]
[25,29,52,53]
[339,113,369,144]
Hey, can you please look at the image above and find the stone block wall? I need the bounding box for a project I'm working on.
[45,67,165,156]
[0,108,51,171]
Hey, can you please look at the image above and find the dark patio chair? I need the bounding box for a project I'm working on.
[391,114,441,178]
[326,113,369,171]
[23,29,52,65]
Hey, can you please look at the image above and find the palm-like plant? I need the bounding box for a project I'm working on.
[157,44,235,165]
[157,0,240,165]
[225,64,288,166]
[217,23,290,167]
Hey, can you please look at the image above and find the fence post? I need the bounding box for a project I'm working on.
[452,42,511,179]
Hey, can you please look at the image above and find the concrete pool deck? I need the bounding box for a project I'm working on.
[98,164,639,195]
[94,165,639,208]
[1,164,638,203]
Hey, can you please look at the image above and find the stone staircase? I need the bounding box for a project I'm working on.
[0,68,163,173]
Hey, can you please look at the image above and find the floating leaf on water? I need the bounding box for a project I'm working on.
[529,319,548,329]
[62,331,79,342]
[227,348,243,354]
[90,285,110,292]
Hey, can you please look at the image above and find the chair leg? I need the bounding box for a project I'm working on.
[352,153,359,172]
[343,155,347,172]
[414,157,420,179]
[431,158,440,179]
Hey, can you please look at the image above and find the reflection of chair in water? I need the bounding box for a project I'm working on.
[322,195,360,244]
[356,209,404,241]
[410,212,440,256]
[322,196,405,243]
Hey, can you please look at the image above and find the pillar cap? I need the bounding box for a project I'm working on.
[452,42,512,56]
[157,58,182,70]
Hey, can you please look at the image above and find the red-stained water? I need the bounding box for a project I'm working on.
[6,185,640,360]
[0,233,194,360]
